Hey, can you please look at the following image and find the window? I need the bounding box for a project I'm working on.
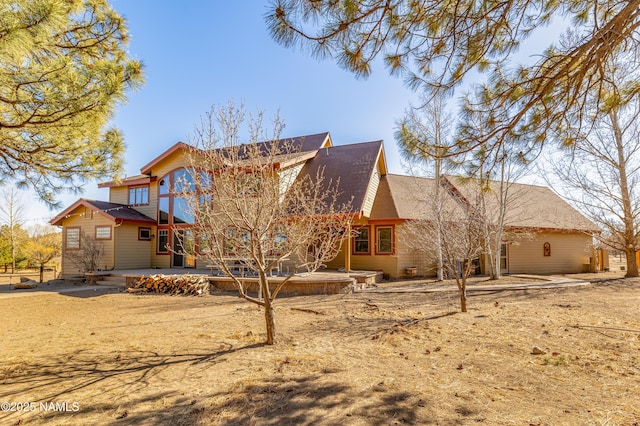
[95,226,112,240]
[139,227,152,240]
[353,226,370,254]
[157,229,169,253]
[158,198,169,225]
[224,228,249,255]
[66,227,80,250]
[376,226,394,254]
[157,168,195,226]
[129,185,149,205]
[173,197,194,224]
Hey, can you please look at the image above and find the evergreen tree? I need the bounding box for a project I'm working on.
[0,0,144,206]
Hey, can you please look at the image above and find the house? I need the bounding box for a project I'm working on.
[51,132,599,278]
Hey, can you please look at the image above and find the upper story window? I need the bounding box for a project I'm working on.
[129,185,149,206]
[158,168,195,226]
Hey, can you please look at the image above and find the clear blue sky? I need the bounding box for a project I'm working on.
[24,1,567,227]
[23,1,420,226]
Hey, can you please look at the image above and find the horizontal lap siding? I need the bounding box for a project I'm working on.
[508,232,593,274]
[114,224,152,269]
[326,237,401,278]
[60,213,115,277]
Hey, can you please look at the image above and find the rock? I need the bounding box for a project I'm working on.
[531,346,546,355]
[13,282,37,290]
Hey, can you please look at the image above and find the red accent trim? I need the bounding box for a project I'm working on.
[94,225,112,241]
[374,225,395,255]
[65,227,81,250]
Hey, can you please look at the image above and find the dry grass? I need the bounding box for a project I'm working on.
[0,274,638,425]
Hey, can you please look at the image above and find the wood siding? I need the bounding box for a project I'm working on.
[114,224,153,269]
[507,232,593,274]
[59,211,115,277]
[362,168,380,217]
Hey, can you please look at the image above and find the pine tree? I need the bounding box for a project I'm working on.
[0,0,144,206]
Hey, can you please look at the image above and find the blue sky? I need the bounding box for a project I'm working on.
[23,1,568,227]
[24,1,422,226]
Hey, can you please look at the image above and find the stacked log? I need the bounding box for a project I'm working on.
[127,274,210,296]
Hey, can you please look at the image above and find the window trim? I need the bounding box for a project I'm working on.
[352,225,371,255]
[157,228,170,254]
[65,227,81,250]
[95,225,112,241]
[375,225,394,255]
[138,227,152,241]
[129,185,150,206]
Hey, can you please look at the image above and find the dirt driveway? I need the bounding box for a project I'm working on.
[1,275,639,425]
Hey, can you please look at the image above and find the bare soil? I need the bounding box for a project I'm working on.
[1,271,639,425]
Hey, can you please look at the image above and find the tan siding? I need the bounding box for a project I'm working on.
[114,224,152,269]
[110,187,128,204]
[131,181,158,220]
[59,211,115,277]
[149,151,188,179]
[395,224,438,277]
[326,227,402,278]
[362,169,380,217]
[279,164,304,200]
[508,232,593,274]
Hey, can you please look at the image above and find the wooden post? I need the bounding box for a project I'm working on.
[344,222,351,274]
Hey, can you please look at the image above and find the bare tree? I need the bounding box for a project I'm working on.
[65,232,104,274]
[545,47,640,277]
[0,188,27,273]
[396,94,456,281]
[179,101,354,345]
[400,188,485,312]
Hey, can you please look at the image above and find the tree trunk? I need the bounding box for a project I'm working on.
[459,286,467,313]
[39,264,44,283]
[459,279,468,313]
[625,247,639,278]
[264,298,276,345]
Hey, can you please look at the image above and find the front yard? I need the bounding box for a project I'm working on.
[1,274,638,425]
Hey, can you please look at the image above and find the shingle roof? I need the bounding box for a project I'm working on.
[443,175,599,232]
[371,174,598,232]
[50,199,156,226]
[299,140,384,214]
[370,174,462,220]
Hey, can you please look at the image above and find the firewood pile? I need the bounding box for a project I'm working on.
[127,274,210,296]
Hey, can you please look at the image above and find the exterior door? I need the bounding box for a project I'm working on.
[172,230,196,268]
[500,243,509,274]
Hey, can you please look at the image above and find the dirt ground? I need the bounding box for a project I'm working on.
[0,270,639,425]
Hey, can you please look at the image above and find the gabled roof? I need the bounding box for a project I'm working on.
[443,175,599,232]
[98,174,157,189]
[50,199,156,226]
[138,133,332,177]
[140,142,190,175]
[299,140,385,214]
[370,174,462,220]
[371,173,599,233]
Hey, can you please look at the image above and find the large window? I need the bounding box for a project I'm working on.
[353,226,370,255]
[129,185,149,205]
[66,227,80,250]
[376,226,394,255]
[158,168,195,226]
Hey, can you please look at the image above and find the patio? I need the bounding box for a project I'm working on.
[85,268,383,295]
